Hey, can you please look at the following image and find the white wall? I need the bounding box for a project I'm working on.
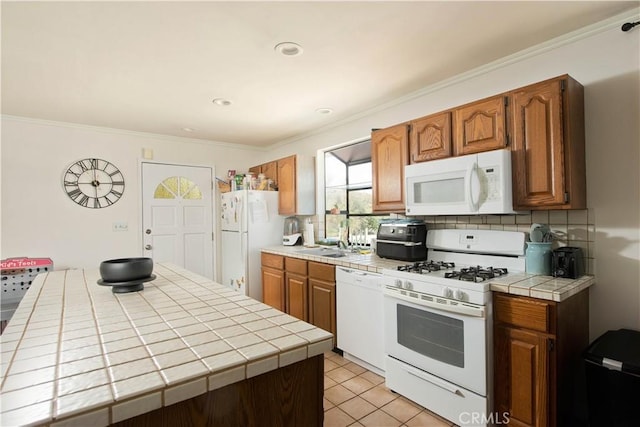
[2,12,638,340]
[264,17,640,340]
[0,118,262,274]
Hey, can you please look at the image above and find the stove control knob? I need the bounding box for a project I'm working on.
[442,287,453,298]
[404,281,414,291]
[394,279,403,288]
[455,289,467,301]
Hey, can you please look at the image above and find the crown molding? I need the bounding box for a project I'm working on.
[271,7,640,149]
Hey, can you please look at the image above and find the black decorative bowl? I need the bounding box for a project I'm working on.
[99,257,153,282]
[97,274,156,293]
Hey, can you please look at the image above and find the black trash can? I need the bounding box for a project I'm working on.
[584,328,640,427]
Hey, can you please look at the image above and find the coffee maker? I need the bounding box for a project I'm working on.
[283,216,302,246]
[552,247,585,279]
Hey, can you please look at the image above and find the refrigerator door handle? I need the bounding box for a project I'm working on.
[241,232,246,263]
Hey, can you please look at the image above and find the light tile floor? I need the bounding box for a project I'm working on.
[323,351,457,427]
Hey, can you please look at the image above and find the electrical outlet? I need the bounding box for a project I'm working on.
[113,221,128,232]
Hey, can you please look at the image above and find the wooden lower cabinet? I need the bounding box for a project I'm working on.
[285,257,308,321]
[261,253,285,311]
[261,254,336,346]
[494,324,550,427]
[493,291,589,427]
[308,261,337,347]
[286,272,308,321]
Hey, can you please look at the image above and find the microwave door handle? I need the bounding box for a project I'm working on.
[465,161,479,212]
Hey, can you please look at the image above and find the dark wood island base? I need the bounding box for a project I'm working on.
[112,354,324,427]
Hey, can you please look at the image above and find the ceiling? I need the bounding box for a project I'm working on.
[2,1,638,147]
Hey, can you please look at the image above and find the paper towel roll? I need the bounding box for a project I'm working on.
[304,222,315,246]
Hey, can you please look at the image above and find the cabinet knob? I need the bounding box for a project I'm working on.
[145,244,152,250]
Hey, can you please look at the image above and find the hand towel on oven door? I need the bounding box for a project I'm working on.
[376,219,427,261]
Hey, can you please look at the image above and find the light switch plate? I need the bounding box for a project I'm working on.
[113,222,128,232]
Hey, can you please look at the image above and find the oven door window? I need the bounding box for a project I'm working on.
[397,303,464,367]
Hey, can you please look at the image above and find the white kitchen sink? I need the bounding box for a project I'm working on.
[297,247,346,258]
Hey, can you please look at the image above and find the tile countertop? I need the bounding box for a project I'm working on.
[0,263,333,427]
[261,246,595,303]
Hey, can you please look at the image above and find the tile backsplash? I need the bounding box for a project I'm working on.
[317,209,595,275]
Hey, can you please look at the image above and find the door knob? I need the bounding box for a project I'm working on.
[145,244,152,250]
[145,229,152,234]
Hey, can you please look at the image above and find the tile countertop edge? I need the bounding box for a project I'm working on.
[0,262,333,427]
[261,246,596,302]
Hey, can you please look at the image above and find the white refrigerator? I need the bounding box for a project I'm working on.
[220,190,284,300]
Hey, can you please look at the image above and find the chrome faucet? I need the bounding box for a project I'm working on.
[337,240,348,250]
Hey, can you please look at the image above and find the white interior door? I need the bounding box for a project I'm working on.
[142,162,214,279]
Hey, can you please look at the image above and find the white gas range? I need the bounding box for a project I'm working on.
[382,229,526,427]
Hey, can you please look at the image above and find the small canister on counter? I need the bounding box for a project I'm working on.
[525,242,552,275]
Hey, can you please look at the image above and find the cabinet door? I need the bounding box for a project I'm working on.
[308,279,336,346]
[511,77,584,210]
[454,95,507,155]
[286,273,308,321]
[409,111,452,163]
[249,165,261,176]
[372,124,409,212]
[277,155,296,215]
[262,267,285,311]
[494,324,550,427]
[261,161,278,185]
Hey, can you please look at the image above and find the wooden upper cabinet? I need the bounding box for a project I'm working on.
[261,161,278,185]
[372,124,409,213]
[454,95,508,155]
[248,165,261,176]
[249,161,278,185]
[277,155,297,215]
[409,111,453,163]
[276,155,315,216]
[511,75,586,210]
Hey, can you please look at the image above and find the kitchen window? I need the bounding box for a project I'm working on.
[324,140,388,245]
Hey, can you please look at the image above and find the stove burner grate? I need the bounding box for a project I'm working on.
[397,260,455,274]
[444,266,508,282]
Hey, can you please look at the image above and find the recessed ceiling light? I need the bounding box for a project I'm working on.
[274,42,304,57]
[182,127,195,132]
[212,98,232,106]
[316,108,333,115]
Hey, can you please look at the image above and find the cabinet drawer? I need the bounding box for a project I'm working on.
[494,293,555,333]
[285,257,307,275]
[308,261,335,282]
[261,253,284,270]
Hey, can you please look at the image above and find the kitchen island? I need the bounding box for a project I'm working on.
[0,263,333,426]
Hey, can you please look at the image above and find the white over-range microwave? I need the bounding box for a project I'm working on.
[405,148,516,216]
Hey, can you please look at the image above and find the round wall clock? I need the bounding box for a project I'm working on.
[63,158,125,208]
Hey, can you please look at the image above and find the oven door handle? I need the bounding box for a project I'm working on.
[384,287,486,318]
[403,363,464,396]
